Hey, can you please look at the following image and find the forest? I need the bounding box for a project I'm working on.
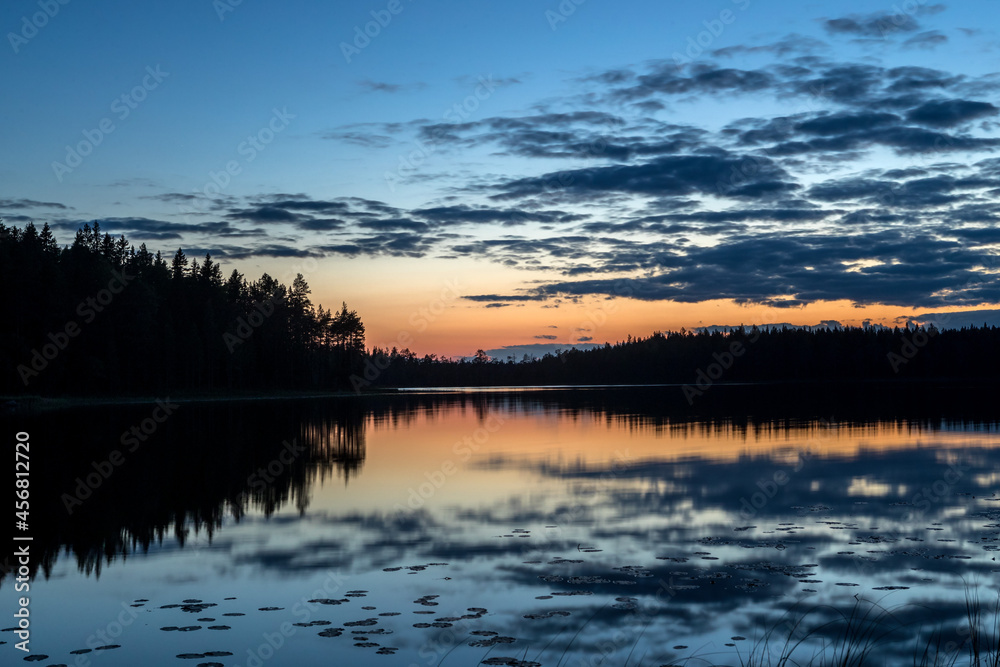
[3,220,1000,396]
[363,322,1000,392]
[0,221,366,394]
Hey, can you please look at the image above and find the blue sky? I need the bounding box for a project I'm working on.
[4,0,1000,355]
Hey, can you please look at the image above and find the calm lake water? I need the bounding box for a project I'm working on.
[4,385,1000,666]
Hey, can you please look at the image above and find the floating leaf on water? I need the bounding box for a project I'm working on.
[523,610,571,619]
[318,628,344,638]
[470,635,517,648]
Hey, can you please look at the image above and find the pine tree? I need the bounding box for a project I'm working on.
[171,248,188,280]
[39,222,58,253]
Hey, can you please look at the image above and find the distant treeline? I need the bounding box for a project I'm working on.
[365,324,1000,392]
[1,221,365,394]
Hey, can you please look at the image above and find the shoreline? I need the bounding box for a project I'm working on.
[3,376,998,414]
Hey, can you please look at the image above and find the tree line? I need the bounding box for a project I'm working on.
[1,221,366,394]
[364,323,1000,389]
[5,219,999,395]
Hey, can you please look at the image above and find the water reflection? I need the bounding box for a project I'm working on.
[7,399,368,581]
[4,384,1000,666]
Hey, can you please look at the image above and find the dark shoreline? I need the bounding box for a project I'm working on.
[4,376,999,415]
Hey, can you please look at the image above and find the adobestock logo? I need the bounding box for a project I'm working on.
[7,0,71,53]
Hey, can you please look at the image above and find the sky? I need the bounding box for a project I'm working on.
[3,0,1000,358]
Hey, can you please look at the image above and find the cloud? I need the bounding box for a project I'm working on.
[20,42,1000,317]
[911,308,1000,329]
[530,228,1000,309]
[464,294,548,302]
[482,342,601,360]
[493,153,799,201]
[712,34,828,59]
[903,30,948,49]
[0,198,71,210]
[822,12,921,38]
[358,80,404,93]
[534,334,558,340]
[905,99,999,127]
[358,218,430,232]
[414,204,585,226]
[226,206,302,223]
[51,217,264,239]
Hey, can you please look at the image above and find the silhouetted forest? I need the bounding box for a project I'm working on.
[1,221,366,394]
[5,220,1000,396]
[366,323,1000,391]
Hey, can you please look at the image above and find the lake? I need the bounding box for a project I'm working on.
[5,384,1000,666]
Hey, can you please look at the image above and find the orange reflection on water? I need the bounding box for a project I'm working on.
[303,400,1000,514]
